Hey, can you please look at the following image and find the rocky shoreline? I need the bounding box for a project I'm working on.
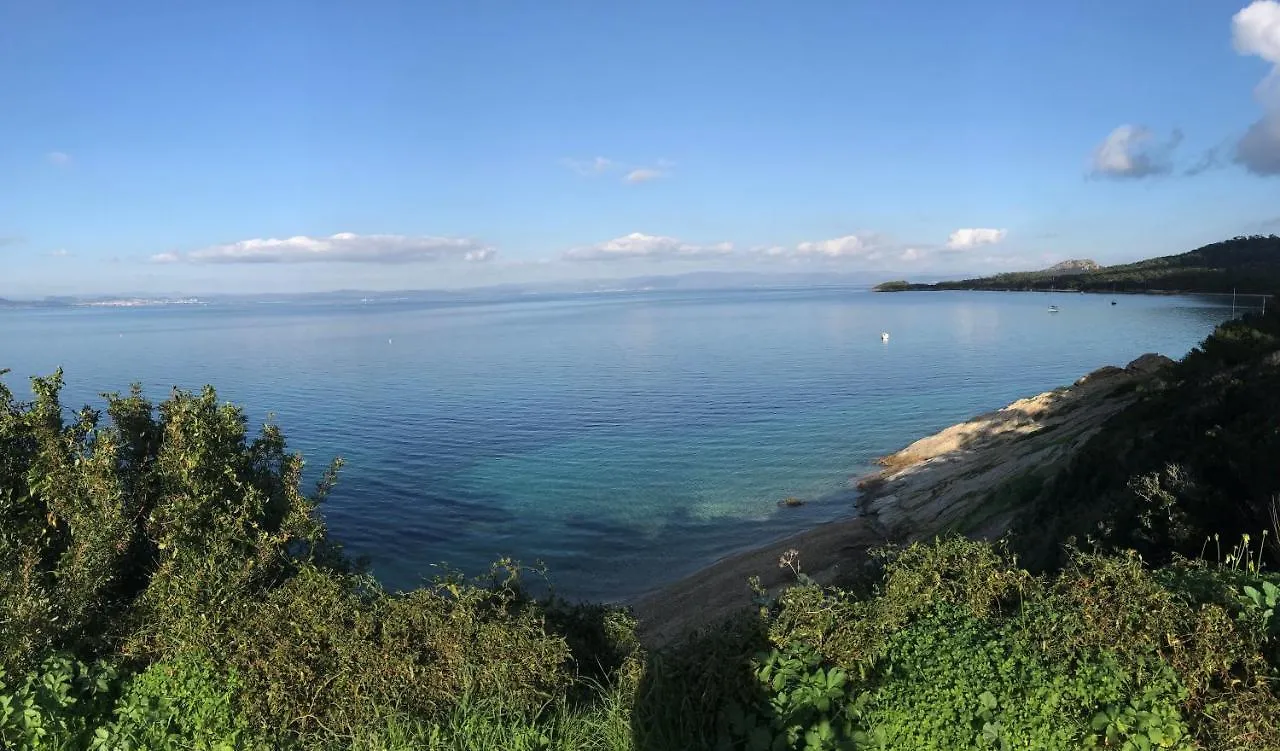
[631,353,1173,646]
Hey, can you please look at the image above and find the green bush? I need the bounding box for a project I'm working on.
[0,371,629,748]
[0,655,119,751]
[722,537,1280,750]
[216,562,574,739]
[98,651,261,751]
[0,372,344,674]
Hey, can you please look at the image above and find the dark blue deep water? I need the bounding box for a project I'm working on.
[0,288,1239,601]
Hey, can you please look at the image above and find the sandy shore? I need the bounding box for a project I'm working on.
[630,353,1173,646]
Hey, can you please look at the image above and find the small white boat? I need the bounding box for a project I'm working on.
[880,331,890,341]
[1048,305,1059,313]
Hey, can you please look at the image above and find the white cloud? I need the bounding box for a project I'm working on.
[1090,125,1183,179]
[563,232,732,261]
[565,156,614,176]
[793,234,875,258]
[900,248,921,262]
[1233,1,1280,175]
[154,232,496,265]
[47,151,71,167]
[1234,1,1280,63]
[751,234,916,263]
[945,228,1007,250]
[47,248,70,257]
[624,168,665,184]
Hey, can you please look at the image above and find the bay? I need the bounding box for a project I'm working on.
[0,288,1238,601]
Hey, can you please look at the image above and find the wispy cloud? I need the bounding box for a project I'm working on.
[566,156,672,184]
[755,229,1005,264]
[563,232,732,261]
[47,151,72,167]
[624,168,665,184]
[1089,125,1183,179]
[624,158,674,184]
[564,156,614,176]
[152,232,496,265]
[47,248,70,258]
[1232,1,1280,176]
[945,228,1008,250]
[1184,142,1229,176]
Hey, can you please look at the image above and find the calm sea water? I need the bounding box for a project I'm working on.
[0,288,1239,601]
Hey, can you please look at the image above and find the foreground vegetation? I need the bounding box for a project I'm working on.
[876,234,1280,295]
[3,308,1280,749]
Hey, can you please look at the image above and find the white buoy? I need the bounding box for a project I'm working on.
[388,338,393,344]
[880,331,890,341]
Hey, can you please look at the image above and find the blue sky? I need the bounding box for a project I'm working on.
[2,0,1279,295]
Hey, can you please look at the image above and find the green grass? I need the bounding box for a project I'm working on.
[343,687,635,751]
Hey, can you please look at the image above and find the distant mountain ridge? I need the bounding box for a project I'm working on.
[2,270,958,307]
[875,235,1280,294]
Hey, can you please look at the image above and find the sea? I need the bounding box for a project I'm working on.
[0,288,1242,602]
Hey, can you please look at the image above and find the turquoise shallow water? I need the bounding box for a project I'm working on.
[0,288,1238,601]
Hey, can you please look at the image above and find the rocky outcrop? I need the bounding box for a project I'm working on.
[855,354,1172,539]
[1045,259,1102,274]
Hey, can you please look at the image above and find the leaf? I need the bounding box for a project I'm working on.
[1263,580,1280,604]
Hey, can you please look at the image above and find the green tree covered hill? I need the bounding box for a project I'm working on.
[876,235,1280,294]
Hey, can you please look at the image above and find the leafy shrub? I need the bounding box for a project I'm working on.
[719,640,864,750]
[721,537,1280,750]
[0,372,345,675]
[0,655,119,751]
[217,562,573,739]
[0,372,626,747]
[97,651,262,751]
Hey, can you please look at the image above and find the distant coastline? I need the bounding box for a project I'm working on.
[874,234,1280,297]
[876,284,1270,300]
